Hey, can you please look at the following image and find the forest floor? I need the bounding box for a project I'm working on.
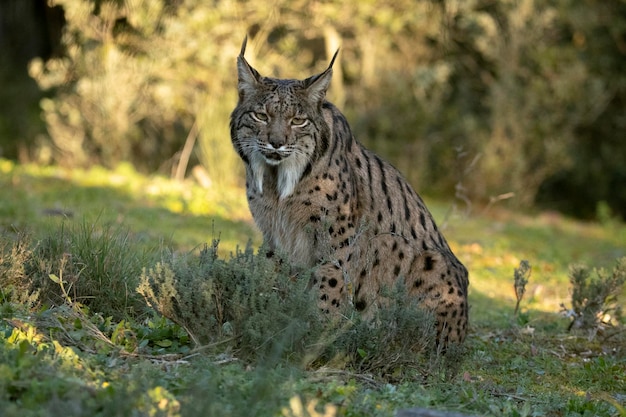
[1,159,625,417]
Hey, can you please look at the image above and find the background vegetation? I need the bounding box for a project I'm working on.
[1,0,625,218]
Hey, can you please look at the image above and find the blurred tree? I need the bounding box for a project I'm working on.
[16,0,626,217]
[29,0,188,172]
[0,0,63,161]
[536,0,626,219]
[466,0,603,208]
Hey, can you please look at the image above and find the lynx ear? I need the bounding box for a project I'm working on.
[237,36,262,99]
[304,49,339,103]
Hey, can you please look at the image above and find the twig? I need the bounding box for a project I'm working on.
[489,391,530,402]
[310,368,382,388]
[483,192,515,213]
[174,120,199,181]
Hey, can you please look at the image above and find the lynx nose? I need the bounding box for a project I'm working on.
[268,137,286,150]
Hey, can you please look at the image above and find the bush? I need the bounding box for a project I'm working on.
[315,280,441,381]
[3,221,445,380]
[138,240,454,380]
[25,0,626,216]
[139,241,323,362]
[562,257,626,338]
[0,232,39,306]
[28,0,245,184]
[513,260,531,316]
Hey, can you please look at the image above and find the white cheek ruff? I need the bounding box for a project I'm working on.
[276,138,314,199]
[277,154,307,200]
[250,153,267,194]
[251,151,309,200]
[248,136,312,200]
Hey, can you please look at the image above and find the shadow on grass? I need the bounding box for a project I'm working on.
[468,285,574,334]
[0,163,260,255]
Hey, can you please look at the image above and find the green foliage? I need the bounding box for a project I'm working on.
[34,221,157,318]
[513,260,531,317]
[596,200,621,228]
[23,0,626,217]
[0,158,257,256]
[563,257,626,337]
[1,319,205,417]
[0,220,157,319]
[28,0,181,171]
[315,281,440,381]
[535,0,626,219]
[1,165,626,416]
[139,241,323,362]
[0,232,39,306]
[138,241,445,377]
[28,0,242,183]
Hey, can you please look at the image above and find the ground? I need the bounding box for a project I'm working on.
[0,159,625,417]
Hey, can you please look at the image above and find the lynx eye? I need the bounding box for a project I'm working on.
[251,112,269,123]
[291,117,308,127]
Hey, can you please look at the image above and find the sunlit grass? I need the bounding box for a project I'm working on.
[0,159,260,256]
[425,200,626,326]
[3,157,624,319]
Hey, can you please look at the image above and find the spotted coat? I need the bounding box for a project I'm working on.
[230,38,469,345]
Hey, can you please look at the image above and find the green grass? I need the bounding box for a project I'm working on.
[0,160,258,255]
[1,158,625,417]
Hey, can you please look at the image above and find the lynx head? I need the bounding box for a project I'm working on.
[230,37,339,199]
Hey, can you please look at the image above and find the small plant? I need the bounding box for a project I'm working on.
[596,200,620,227]
[0,232,39,306]
[138,240,323,362]
[561,257,626,338]
[282,396,337,417]
[139,241,449,380]
[25,220,156,319]
[513,260,531,316]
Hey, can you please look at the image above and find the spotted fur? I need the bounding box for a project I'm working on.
[229,38,469,345]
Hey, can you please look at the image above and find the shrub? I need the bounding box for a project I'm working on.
[139,241,453,380]
[313,280,441,381]
[139,241,323,363]
[17,0,626,217]
[28,0,245,183]
[562,257,626,338]
[0,232,39,306]
[513,260,531,316]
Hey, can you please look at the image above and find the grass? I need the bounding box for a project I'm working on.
[1,158,625,417]
[0,159,257,255]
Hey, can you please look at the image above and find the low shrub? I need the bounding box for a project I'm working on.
[562,257,626,339]
[139,241,323,363]
[0,232,39,306]
[139,240,450,380]
[1,221,156,319]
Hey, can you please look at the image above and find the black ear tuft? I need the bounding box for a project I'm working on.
[303,49,339,103]
[327,48,340,71]
[240,35,248,57]
[237,36,262,99]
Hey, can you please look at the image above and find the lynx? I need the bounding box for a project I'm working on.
[230,38,469,345]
